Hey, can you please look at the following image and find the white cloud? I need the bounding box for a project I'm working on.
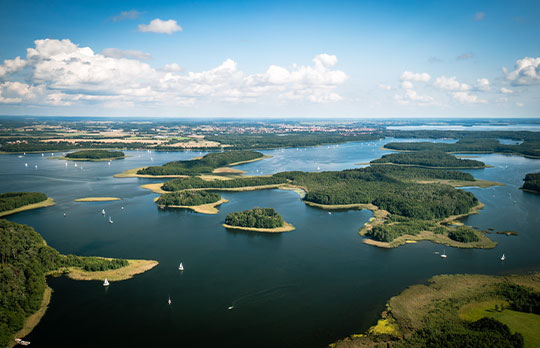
[452,91,486,104]
[101,48,152,61]
[400,81,414,89]
[434,76,471,91]
[0,56,27,78]
[401,71,430,82]
[475,78,490,91]
[112,10,143,22]
[378,83,392,90]
[0,39,348,107]
[503,57,540,85]
[138,19,182,34]
[500,87,513,94]
[394,89,434,106]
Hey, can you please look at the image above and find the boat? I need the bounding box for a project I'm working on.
[74,163,77,167]
[63,212,67,217]
[14,338,30,346]
[179,262,184,271]
[121,206,124,210]
[501,254,505,261]
[317,166,320,170]
[102,209,105,215]
[108,161,111,166]
[168,296,172,305]
[441,250,447,258]
[103,278,109,286]
[228,306,234,310]
[109,216,113,224]
[328,212,332,215]
[34,165,37,169]
[25,163,28,167]
[41,153,44,156]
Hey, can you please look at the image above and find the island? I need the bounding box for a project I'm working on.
[331,273,539,348]
[0,219,158,347]
[223,207,295,232]
[369,150,489,169]
[60,149,126,161]
[155,190,228,214]
[0,192,55,217]
[74,197,121,202]
[136,150,265,176]
[521,172,540,194]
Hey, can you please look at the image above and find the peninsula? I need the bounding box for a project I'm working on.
[369,150,489,169]
[155,190,228,214]
[521,172,540,194]
[0,192,55,217]
[60,149,126,161]
[223,207,295,232]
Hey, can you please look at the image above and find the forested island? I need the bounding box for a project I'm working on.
[331,273,540,348]
[137,150,264,176]
[162,176,288,191]
[223,207,295,232]
[155,191,227,214]
[0,219,158,347]
[521,172,540,194]
[63,149,125,161]
[0,192,55,217]
[370,150,487,168]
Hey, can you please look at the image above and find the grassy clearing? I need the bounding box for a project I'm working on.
[141,183,167,194]
[52,259,159,282]
[222,221,295,233]
[156,197,229,214]
[7,287,52,348]
[75,197,121,202]
[0,198,55,217]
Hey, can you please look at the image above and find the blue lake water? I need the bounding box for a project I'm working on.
[1,139,539,348]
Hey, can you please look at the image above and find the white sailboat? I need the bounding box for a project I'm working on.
[441,250,447,258]
[102,209,106,215]
[168,296,172,305]
[501,254,506,261]
[179,262,184,271]
[74,163,77,167]
[103,278,109,286]
[14,338,30,346]
[317,166,320,170]
[109,216,113,224]
[25,163,28,167]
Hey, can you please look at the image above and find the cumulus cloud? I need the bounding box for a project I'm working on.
[400,81,414,89]
[503,57,540,85]
[101,48,152,60]
[112,10,143,22]
[475,78,490,91]
[401,71,430,82]
[0,39,347,107]
[434,76,471,91]
[500,87,513,94]
[394,89,435,106]
[452,91,486,104]
[474,12,485,21]
[138,19,182,34]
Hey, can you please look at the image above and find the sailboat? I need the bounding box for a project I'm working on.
[102,209,106,215]
[103,278,109,286]
[501,254,506,261]
[25,163,28,167]
[109,216,113,224]
[317,166,320,170]
[14,338,30,346]
[441,250,447,258]
[168,297,172,305]
[179,262,184,271]
[74,163,77,167]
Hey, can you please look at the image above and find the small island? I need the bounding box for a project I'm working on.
[60,149,126,161]
[369,150,489,169]
[0,192,55,217]
[155,190,228,214]
[521,172,540,194]
[74,197,121,202]
[223,207,295,232]
[331,273,539,348]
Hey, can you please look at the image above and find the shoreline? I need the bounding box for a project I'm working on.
[48,259,159,282]
[51,156,127,162]
[156,197,229,214]
[222,221,295,233]
[141,182,302,195]
[114,167,189,178]
[0,198,56,217]
[357,161,492,169]
[75,197,121,202]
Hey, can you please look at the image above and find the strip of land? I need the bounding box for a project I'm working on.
[155,197,229,214]
[49,259,159,282]
[52,156,127,161]
[74,197,121,202]
[114,167,189,178]
[0,197,55,217]
[223,221,295,233]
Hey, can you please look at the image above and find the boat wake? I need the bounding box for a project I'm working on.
[230,284,297,308]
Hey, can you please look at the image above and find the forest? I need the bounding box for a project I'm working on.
[371,150,486,168]
[162,176,287,191]
[156,191,221,207]
[138,150,264,176]
[65,149,125,159]
[225,207,285,229]
[521,172,540,194]
[0,192,48,213]
[0,219,128,347]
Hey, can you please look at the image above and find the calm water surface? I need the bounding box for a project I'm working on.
[1,140,539,348]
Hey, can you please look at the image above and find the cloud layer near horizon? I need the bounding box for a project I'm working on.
[0,39,348,108]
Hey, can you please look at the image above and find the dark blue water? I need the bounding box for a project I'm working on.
[1,140,539,348]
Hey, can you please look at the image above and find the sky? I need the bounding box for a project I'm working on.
[0,0,539,118]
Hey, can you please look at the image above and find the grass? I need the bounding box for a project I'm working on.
[156,197,229,215]
[0,198,55,217]
[75,197,121,202]
[141,183,167,194]
[7,287,52,348]
[460,300,540,348]
[222,221,295,233]
[368,317,400,337]
[51,259,159,282]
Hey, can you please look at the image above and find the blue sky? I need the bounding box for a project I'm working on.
[0,0,539,117]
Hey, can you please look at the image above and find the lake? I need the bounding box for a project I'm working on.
[1,138,540,348]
